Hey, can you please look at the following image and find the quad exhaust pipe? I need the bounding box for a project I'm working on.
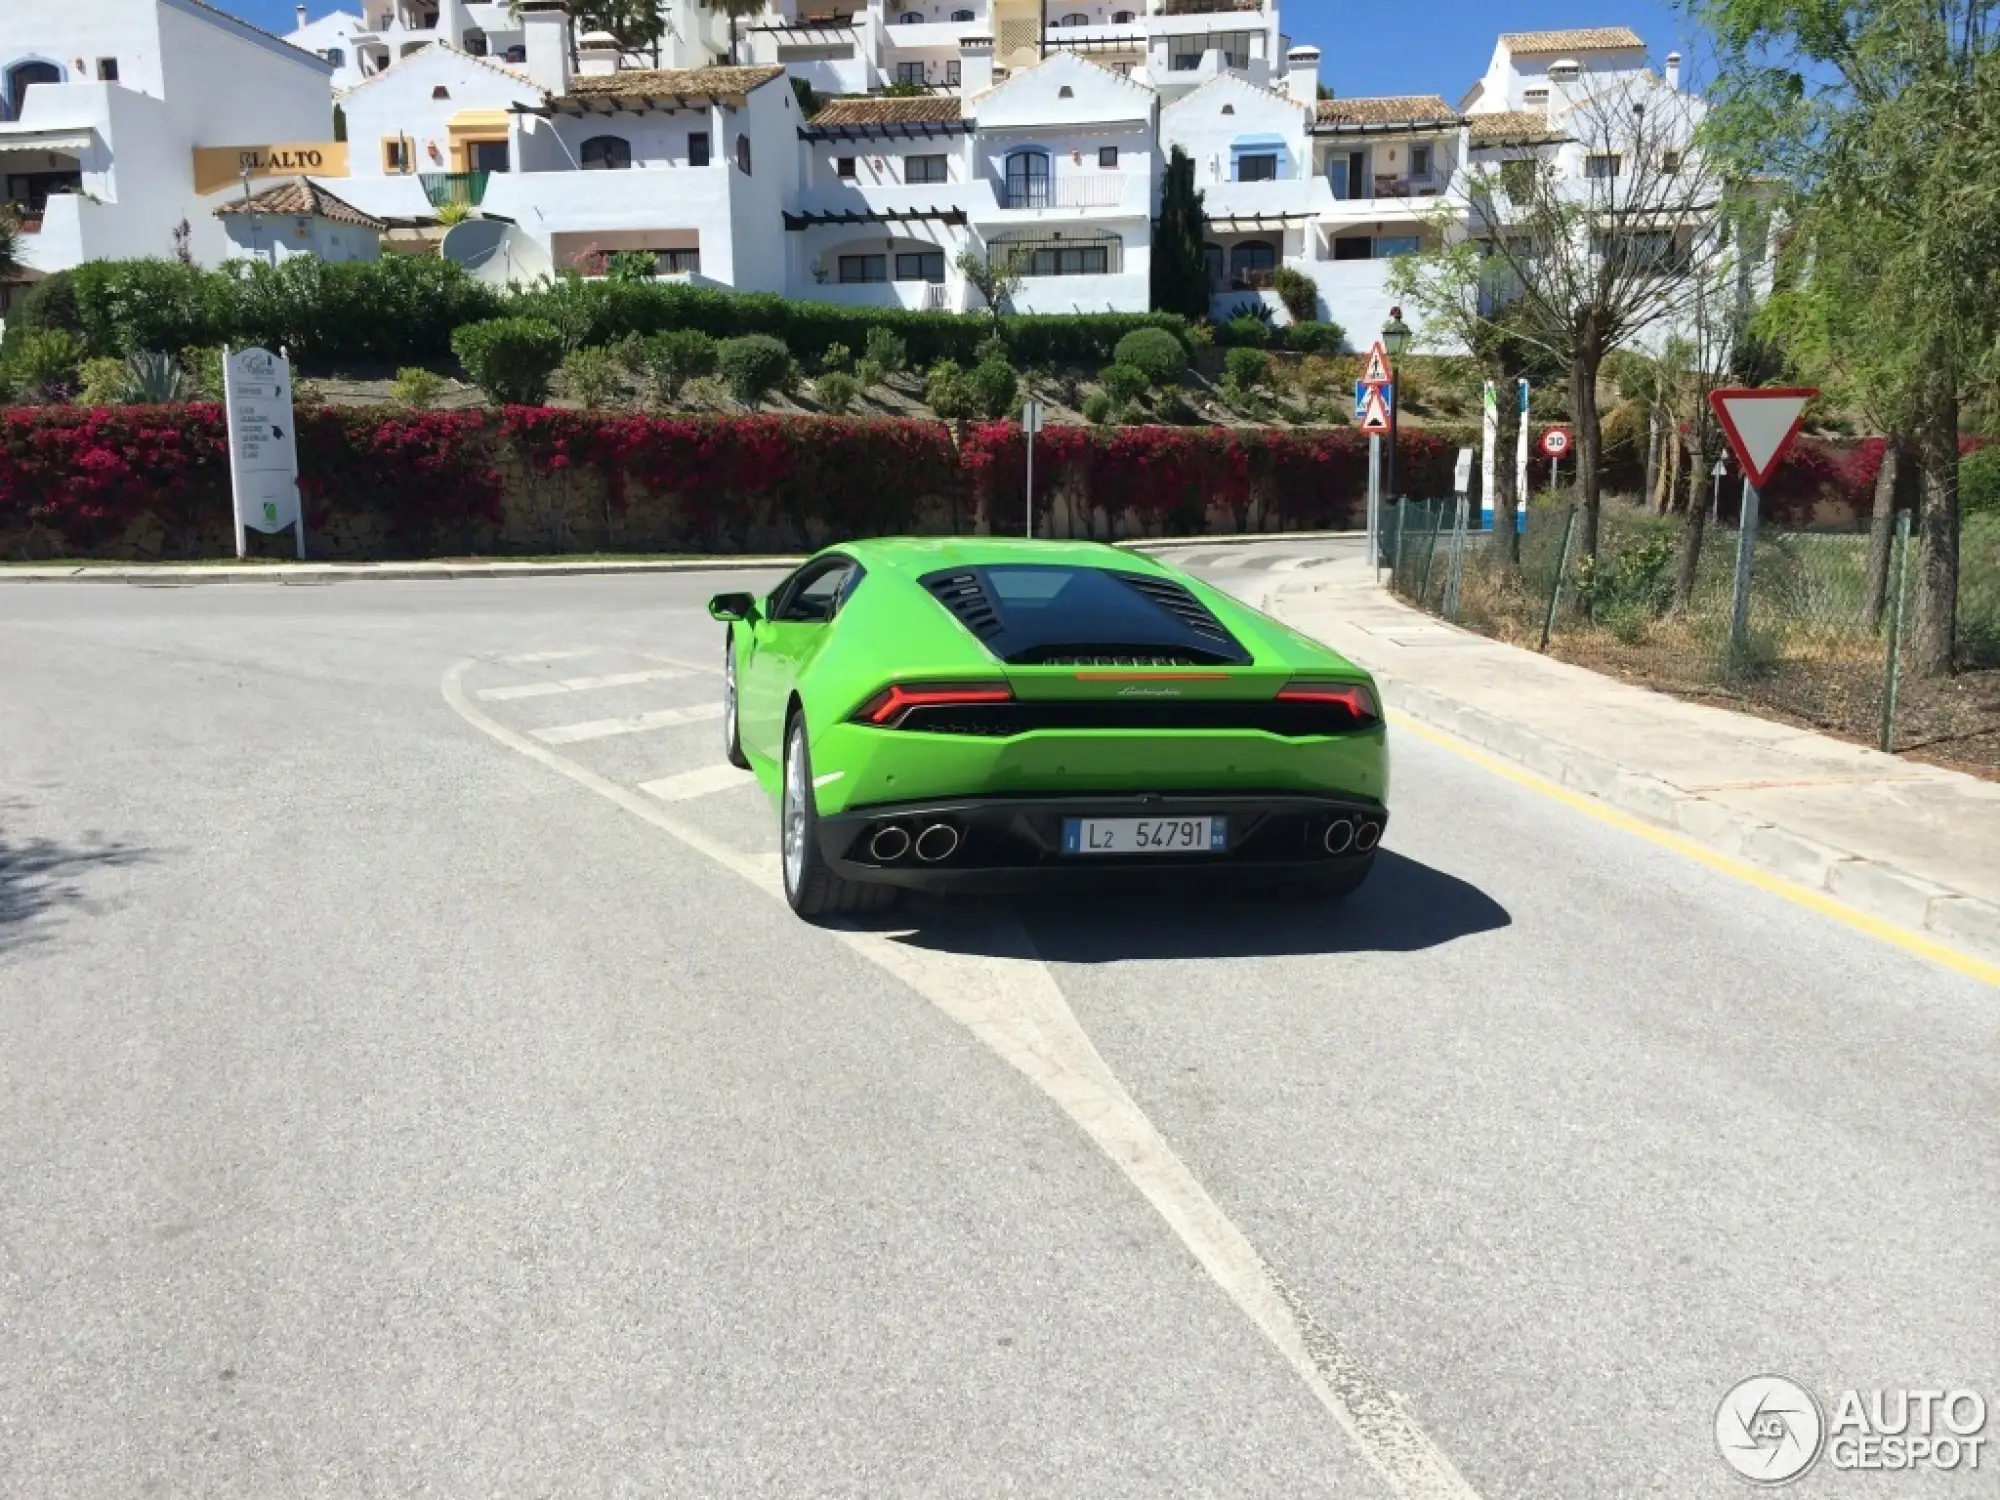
[1322,818,1355,854]
[914,823,960,863]
[867,824,912,862]
[1354,819,1381,852]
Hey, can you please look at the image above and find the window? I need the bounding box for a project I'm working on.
[1228,240,1275,282]
[1113,8,1134,19]
[898,10,923,20]
[469,139,509,172]
[838,253,888,282]
[1003,148,1050,207]
[1584,153,1621,180]
[1375,235,1420,257]
[906,153,947,183]
[1058,85,1073,96]
[1332,235,1370,261]
[580,134,632,170]
[896,60,926,84]
[895,249,946,282]
[657,248,700,273]
[5,61,61,120]
[1499,158,1536,197]
[1660,149,1683,174]
[1024,243,1109,275]
[774,557,858,622]
[1236,153,1277,181]
[945,60,960,84]
[383,136,409,171]
[1409,143,1432,181]
[504,44,526,62]
[1220,105,1235,115]
[97,57,120,81]
[689,131,711,166]
[1059,12,1089,23]
[836,155,857,178]
[951,7,975,17]
[1596,229,1687,275]
[1523,86,1548,107]
[431,85,450,99]
[1172,52,1201,71]
[735,134,751,173]
[1098,145,1117,168]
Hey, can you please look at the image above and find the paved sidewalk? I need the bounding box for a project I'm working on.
[1270,557,2000,964]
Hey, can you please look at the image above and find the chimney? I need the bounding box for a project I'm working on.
[1664,51,1682,89]
[296,4,308,28]
[1285,43,1319,106]
[959,35,992,99]
[577,29,620,76]
[520,0,572,96]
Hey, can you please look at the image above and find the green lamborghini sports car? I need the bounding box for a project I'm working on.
[708,537,1389,920]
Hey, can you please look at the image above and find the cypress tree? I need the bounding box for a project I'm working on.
[1151,146,1209,321]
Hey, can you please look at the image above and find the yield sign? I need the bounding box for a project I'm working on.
[1708,387,1817,489]
[1358,341,1392,387]
[1359,385,1392,432]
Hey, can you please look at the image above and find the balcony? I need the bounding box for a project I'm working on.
[420,170,490,208]
[1155,0,1261,14]
[999,173,1127,209]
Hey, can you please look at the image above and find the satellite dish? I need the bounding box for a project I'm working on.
[440,218,553,288]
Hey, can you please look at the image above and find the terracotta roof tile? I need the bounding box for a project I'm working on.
[554,65,786,106]
[213,178,386,231]
[808,94,965,126]
[1499,27,1645,53]
[1314,94,1458,128]
[1467,110,1567,144]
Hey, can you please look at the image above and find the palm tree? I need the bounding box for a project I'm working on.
[703,0,765,64]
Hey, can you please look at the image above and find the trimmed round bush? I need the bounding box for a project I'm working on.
[717,333,793,410]
[452,317,565,405]
[815,370,861,414]
[1098,362,1148,408]
[1282,320,1346,355]
[1217,312,1273,349]
[1224,346,1269,390]
[1113,327,1189,388]
[1082,390,1114,424]
[968,357,1019,420]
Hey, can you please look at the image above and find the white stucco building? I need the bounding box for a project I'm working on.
[214,174,385,261]
[0,0,337,306]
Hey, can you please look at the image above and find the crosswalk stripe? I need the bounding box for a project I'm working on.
[531,701,723,744]
[479,668,690,702]
[1269,556,1316,572]
[1206,554,1253,570]
[638,764,757,802]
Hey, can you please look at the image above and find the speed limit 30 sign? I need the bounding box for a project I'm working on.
[1539,427,1571,459]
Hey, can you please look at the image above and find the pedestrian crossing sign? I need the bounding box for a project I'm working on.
[1359,342,1392,387]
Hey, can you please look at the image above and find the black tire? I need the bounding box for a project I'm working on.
[722,634,750,771]
[780,709,896,922]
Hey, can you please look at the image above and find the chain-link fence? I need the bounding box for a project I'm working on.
[1380,494,2000,775]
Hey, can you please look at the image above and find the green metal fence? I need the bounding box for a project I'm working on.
[1385,495,2000,770]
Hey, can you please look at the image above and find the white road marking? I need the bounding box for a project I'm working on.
[1270,556,1317,572]
[502,650,594,663]
[531,701,724,744]
[443,658,1485,1500]
[1205,554,1253,570]
[478,668,691,702]
[637,764,756,802]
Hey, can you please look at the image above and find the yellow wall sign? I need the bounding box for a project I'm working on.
[194,143,351,195]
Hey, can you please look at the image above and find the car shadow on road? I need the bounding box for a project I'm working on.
[0,816,148,957]
[879,849,1510,962]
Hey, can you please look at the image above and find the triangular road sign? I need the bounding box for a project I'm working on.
[1359,385,1392,432]
[1708,387,1817,489]
[1358,342,1392,387]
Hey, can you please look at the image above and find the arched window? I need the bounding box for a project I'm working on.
[1220,103,1235,114]
[4,61,62,121]
[580,134,632,169]
[1057,84,1073,96]
[898,10,923,20]
[1229,239,1276,283]
[1059,12,1089,24]
[323,46,346,66]
[1003,148,1050,207]
[951,8,974,17]
[735,133,752,174]
[1112,9,1134,20]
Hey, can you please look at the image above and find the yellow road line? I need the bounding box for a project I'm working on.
[1390,712,2000,988]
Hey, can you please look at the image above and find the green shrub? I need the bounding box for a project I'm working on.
[1272,266,1319,324]
[717,333,793,409]
[451,317,566,405]
[560,346,623,409]
[853,356,885,392]
[1217,308,1274,348]
[925,359,975,422]
[863,326,907,375]
[5,329,85,402]
[1225,346,1269,390]
[1573,533,1674,616]
[632,328,717,404]
[975,330,1007,365]
[814,370,861,413]
[819,340,853,373]
[69,261,222,357]
[1,270,81,351]
[121,350,187,403]
[1960,444,2000,515]
[433,200,473,228]
[1082,390,1114,424]
[605,249,658,283]
[1113,327,1189,388]
[181,345,223,401]
[77,356,129,406]
[1098,362,1148,409]
[1283,320,1346,355]
[394,366,446,409]
[968,357,1019,420]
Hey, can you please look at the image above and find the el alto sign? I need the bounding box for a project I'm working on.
[192,142,352,196]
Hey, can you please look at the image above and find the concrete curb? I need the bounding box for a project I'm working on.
[0,530,1363,584]
[1270,576,2000,966]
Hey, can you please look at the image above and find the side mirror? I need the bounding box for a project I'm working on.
[708,591,759,623]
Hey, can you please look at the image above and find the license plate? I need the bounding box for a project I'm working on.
[1061,816,1227,855]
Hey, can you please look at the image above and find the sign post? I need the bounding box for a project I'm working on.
[1021,398,1043,539]
[1539,426,1571,497]
[1443,447,1474,618]
[1515,379,1530,511]
[1480,381,1497,530]
[1708,387,1817,658]
[1357,341,1395,506]
[1366,434,1383,576]
[223,345,303,560]
[1710,454,1728,521]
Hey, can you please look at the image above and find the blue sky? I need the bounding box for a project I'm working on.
[239,0,1700,102]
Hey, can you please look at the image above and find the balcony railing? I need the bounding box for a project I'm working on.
[4,207,44,233]
[420,170,490,208]
[1000,174,1126,208]
[1156,0,1261,15]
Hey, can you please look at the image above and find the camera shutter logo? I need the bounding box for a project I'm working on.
[1716,1375,1825,1484]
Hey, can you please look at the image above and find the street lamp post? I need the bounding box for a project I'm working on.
[1381,306,1412,503]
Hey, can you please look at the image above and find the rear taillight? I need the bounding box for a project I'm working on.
[1276,682,1379,720]
[854,681,1014,728]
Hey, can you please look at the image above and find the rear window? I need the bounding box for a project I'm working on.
[922,564,1251,665]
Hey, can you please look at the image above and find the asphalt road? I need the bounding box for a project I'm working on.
[2,542,1993,1499]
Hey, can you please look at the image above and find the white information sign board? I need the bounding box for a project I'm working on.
[224,346,304,558]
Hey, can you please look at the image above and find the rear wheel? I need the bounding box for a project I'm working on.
[722,634,749,770]
[781,710,895,922]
